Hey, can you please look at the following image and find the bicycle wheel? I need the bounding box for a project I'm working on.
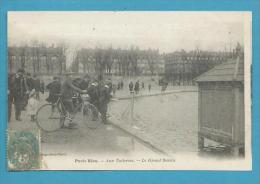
[36,104,63,132]
[82,103,102,129]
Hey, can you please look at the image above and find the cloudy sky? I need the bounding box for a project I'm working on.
[8,12,248,54]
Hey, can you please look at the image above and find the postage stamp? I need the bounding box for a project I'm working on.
[7,130,40,170]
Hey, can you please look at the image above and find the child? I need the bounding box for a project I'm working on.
[27,89,39,121]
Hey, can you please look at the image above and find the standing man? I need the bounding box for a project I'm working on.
[120,81,124,90]
[142,82,145,89]
[134,80,140,94]
[148,83,151,92]
[61,72,87,128]
[46,76,62,113]
[112,84,117,96]
[129,81,134,93]
[13,68,29,121]
[97,75,112,124]
[8,73,14,121]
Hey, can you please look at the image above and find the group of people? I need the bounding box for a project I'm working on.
[8,68,45,122]
[45,72,112,128]
[8,68,113,128]
[129,81,152,94]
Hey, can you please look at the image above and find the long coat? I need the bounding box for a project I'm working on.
[46,80,61,103]
[13,74,29,110]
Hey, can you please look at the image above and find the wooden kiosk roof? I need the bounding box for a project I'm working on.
[196,56,244,82]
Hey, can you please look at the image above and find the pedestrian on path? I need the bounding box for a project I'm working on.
[112,84,117,96]
[129,81,133,93]
[33,74,41,100]
[134,81,140,94]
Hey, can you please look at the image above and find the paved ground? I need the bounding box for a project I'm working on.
[109,90,199,155]
[8,85,199,161]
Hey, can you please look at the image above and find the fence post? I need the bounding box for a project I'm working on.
[130,91,134,124]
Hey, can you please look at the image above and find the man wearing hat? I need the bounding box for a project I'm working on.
[61,71,87,128]
[12,68,29,121]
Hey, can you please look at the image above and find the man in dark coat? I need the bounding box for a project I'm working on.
[61,72,87,128]
[13,68,29,121]
[8,73,14,121]
[72,74,91,108]
[25,72,34,91]
[87,75,112,123]
[95,76,112,123]
[46,77,61,104]
[134,81,140,94]
[129,81,133,93]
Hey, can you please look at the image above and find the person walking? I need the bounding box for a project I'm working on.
[120,81,124,89]
[134,81,140,94]
[13,68,29,121]
[112,84,116,96]
[148,83,151,92]
[129,81,134,93]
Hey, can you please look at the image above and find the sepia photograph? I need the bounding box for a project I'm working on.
[7,11,252,170]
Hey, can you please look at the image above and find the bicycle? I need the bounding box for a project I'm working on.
[36,93,102,132]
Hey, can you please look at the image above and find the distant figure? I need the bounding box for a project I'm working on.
[134,81,140,94]
[129,81,134,93]
[120,81,124,89]
[112,84,117,95]
[148,83,151,92]
[142,82,145,89]
[161,82,168,92]
[117,82,121,90]
[33,74,41,100]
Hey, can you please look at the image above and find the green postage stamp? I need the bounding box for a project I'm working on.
[7,131,40,170]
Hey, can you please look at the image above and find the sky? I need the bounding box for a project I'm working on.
[8,12,249,64]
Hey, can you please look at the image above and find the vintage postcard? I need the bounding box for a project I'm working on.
[7,11,252,170]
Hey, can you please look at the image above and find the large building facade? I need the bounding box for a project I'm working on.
[71,48,163,76]
[8,46,66,75]
[164,50,233,85]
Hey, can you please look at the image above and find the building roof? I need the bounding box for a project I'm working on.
[196,56,244,82]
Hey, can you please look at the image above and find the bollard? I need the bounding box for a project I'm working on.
[130,91,135,123]
[130,90,135,150]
